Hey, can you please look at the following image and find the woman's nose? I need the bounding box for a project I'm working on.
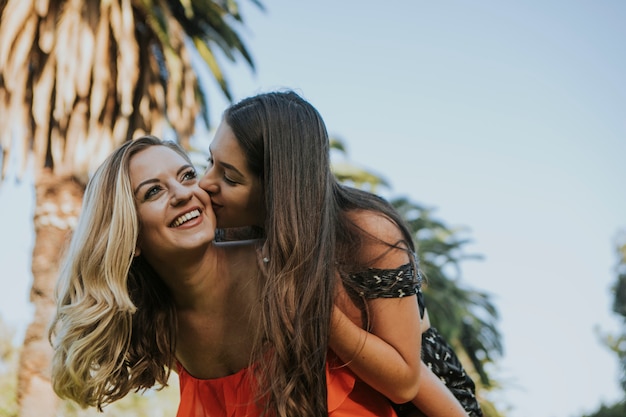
[170,184,193,206]
[199,169,219,195]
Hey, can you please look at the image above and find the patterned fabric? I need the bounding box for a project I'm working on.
[347,262,426,319]
[392,327,484,417]
[348,261,483,417]
[347,262,420,299]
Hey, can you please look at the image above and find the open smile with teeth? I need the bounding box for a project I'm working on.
[171,209,201,227]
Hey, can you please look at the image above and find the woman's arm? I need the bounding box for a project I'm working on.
[330,295,422,403]
[330,209,422,403]
[412,362,469,416]
[332,209,469,415]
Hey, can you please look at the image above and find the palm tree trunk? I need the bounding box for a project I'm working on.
[17,170,83,417]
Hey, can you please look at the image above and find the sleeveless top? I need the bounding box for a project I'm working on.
[176,352,397,417]
[176,261,423,417]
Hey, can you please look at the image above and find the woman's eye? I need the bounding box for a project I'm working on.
[144,186,162,200]
[182,169,197,181]
[224,175,237,185]
[206,156,214,166]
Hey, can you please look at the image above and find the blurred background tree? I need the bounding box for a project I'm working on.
[0,1,261,415]
[580,403,626,417]
[0,317,19,417]
[609,231,626,394]
[578,231,626,417]
[0,0,505,415]
[331,138,504,417]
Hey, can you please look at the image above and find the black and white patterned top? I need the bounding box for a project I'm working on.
[345,261,425,318]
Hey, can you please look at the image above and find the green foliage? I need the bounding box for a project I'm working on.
[612,232,626,320]
[610,231,626,393]
[581,230,626,417]
[392,197,502,387]
[330,136,502,386]
[330,136,390,191]
[581,401,626,417]
[332,161,390,191]
[329,137,503,417]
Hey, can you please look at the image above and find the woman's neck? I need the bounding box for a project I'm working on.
[173,239,265,378]
[145,243,223,310]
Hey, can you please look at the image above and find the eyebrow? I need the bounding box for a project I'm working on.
[209,147,245,178]
[133,164,193,196]
[220,161,245,178]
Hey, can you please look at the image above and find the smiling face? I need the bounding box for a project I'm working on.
[129,145,216,262]
[199,121,265,229]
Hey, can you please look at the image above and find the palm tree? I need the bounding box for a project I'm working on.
[0,316,19,417]
[330,138,504,415]
[331,137,390,190]
[0,1,261,415]
[392,198,502,385]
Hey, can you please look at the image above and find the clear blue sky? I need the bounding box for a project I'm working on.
[1,1,625,416]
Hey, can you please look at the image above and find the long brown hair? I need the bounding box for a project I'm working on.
[225,91,336,417]
[224,91,419,416]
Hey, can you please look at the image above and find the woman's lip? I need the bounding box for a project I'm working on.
[174,213,203,229]
[169,207,202,228]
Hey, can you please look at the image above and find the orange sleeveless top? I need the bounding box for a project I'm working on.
[176,353,397,417]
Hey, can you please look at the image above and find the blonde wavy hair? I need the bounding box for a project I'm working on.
[49,136,187,410]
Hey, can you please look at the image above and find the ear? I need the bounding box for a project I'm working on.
[134,246,141,257]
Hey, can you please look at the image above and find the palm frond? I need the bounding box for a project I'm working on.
[391,196,502,385]
[0,0,260,182]
[329,136,347,153]
[332,162,390,191]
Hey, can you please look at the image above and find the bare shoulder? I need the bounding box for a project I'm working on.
[346,209,411,268]
[346,209,404,243]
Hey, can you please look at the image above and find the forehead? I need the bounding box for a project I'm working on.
[211,122,246,163]
[129,146,188,181]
